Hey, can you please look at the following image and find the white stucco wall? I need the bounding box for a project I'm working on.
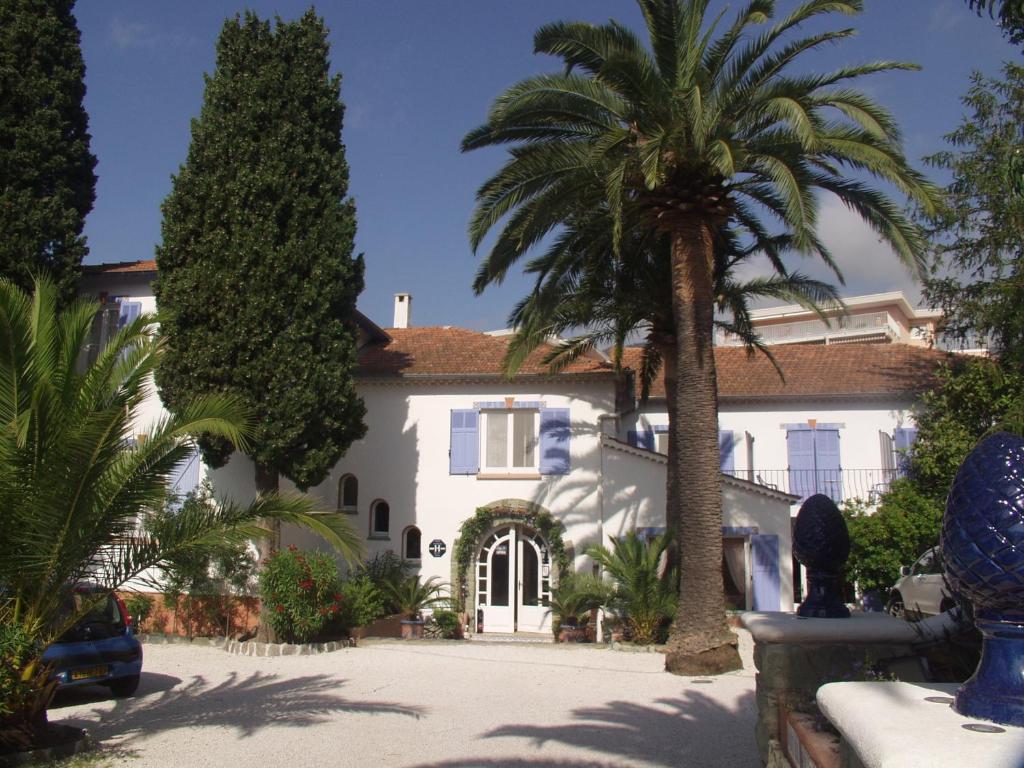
[210,379,620,593]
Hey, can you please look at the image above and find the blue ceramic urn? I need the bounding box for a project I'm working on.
[941,431,1024,727]
[793,494,851,618]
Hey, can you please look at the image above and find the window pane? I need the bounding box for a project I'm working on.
[491,544,509,606]
[342,476,357,507]
[405,527,421,559]
[512,411,536,467]
[373,502,389,534]
[486,413,508,468]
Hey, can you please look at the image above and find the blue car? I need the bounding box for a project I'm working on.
[43,587,143,698]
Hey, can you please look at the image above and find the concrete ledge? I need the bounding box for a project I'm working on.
[224,639,349,656]
[138,633,350,656]
[818,681,1024,768]
[138,634,228,648]
[741,611,917,645]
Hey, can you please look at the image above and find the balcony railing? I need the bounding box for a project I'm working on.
[717,311,899,346]
[725,468,902,504]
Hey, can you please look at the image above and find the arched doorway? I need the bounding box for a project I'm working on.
[476,524,552,633]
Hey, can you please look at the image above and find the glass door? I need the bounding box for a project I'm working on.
[478,527,515,632]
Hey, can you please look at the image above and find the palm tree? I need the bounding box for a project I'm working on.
[463,0,939,673]
[0,278,362,749]
[587,532,677,645]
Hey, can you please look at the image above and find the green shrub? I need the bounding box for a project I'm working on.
[843,480,944,595]
[353,552,410,613]
[122,593,153,629]
[430,609,461,639]
[338,576,385,630]
[259,546,343,643]
[0,620,35,720]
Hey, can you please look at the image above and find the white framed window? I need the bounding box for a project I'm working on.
[370,500,390,539]
[482,410,538,472]
[338,474,358,514]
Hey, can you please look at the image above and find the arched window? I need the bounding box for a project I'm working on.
[370,500,390,538]
[338,475,358,513]
[404,526,422,560]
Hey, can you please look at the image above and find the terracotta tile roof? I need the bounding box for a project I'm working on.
[620,343,953,400]
[358,327,612,378]
[83,260,157,273]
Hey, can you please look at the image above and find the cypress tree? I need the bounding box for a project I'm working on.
[156,11,366,526]
[0,0,96,300]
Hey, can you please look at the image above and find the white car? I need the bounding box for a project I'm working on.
[887,547,955,620]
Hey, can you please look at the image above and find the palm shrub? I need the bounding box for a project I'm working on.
[385,575,450,620]
[464,0,940,674]
[547,573,611,639]
[259,546,344,643]
[0,277,361,751]
[588,532,677,645]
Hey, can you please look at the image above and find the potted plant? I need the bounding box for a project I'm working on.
[548,574,609,643]
[385,575,449,639]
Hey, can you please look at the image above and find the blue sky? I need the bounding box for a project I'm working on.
[74,1,1016,331]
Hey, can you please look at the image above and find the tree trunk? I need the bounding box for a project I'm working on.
[254,462,280,644]
[663,218,741,676]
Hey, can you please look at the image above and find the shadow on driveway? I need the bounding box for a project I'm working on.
[54,670,426,743]
[477,689,757,768]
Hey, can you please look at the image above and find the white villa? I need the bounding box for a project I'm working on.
[79,262,950,634]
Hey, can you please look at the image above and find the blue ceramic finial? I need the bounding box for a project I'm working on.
[793,494,850,618]
[942,431,1024,727]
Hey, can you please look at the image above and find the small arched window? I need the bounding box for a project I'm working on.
[404,526,422,560]
[338,475,358,513]
[370,500,390,538]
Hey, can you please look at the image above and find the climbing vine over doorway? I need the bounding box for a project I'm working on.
[452,503,571,611]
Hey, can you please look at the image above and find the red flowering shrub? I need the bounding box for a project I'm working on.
[259,546,343,643]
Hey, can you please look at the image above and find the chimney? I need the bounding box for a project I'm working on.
[393,293,411,329]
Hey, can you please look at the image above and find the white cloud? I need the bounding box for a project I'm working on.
[730,196,924,307]
[927,0,965,34]
[111,18,150,48]
[110,18,196,50]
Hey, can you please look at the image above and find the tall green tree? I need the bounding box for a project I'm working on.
[0,0,96,301]
[966,1,1024,46]
[156,11,366,554]
[464,0,938,674]
[0,278,360,751]
[923,64,1024,370]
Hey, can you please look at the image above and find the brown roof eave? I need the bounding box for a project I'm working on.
[356,371,617,384]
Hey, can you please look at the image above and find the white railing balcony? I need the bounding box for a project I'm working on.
[726,467,903,504]
[717,311,900,346]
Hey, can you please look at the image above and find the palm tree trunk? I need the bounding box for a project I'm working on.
[663,219,741,676]
[254,462,280,644]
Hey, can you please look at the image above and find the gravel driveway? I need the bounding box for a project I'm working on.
[49,634,758,768]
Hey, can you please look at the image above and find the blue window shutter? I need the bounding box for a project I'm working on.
[118,301,142,329]
[627,430,654,450]
[815,429,843,502]
[450,410,479,474]
[786,429,816,500]
[719,430,735,474]
[894,427,918,477]
[539,408,570,475]
[751,534,781,611]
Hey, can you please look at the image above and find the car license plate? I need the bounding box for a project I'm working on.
[70,665,109,681]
